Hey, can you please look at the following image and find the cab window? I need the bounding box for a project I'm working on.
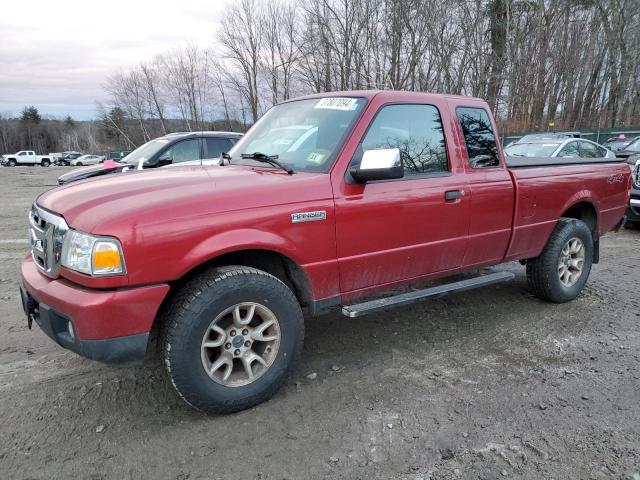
[456,107,500,168]
[356,103,448,176]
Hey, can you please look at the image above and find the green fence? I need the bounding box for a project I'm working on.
[501,127,640,146]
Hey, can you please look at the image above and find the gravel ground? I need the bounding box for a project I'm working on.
[0,167,638,480]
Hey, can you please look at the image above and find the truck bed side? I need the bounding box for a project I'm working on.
[504,162,630,262]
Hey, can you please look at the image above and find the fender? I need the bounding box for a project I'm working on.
[177,228,307,280]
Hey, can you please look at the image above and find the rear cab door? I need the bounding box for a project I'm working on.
[18,151,34,165]
[331,92,471,298]
[451,101,515,267]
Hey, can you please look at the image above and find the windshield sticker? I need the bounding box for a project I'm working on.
[314,97,358,111]
[306,151,326,164]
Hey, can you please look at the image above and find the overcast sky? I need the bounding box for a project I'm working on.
[0,0,231,119]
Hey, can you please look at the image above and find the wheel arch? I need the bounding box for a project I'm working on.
[149,246,315,354]
[558,200,599,263]
[560,200,598,235]
[182,248,311,305]
[156,247,314,326]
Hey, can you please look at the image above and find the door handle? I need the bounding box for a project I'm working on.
[444,190,464,201]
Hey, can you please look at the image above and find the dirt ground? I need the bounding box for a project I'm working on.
[0,167,638,480]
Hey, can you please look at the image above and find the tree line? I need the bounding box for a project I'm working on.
[3,0,639,154]
[106,0,640,145]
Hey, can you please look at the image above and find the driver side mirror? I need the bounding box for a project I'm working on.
[349,148,404,183]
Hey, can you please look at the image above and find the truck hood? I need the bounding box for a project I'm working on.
[37,165,333,233]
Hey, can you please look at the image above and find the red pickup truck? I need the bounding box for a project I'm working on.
[20,91,630,414]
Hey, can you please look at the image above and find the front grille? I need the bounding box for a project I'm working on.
[29,204,68,277]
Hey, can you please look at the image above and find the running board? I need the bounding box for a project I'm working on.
[341,271,515,318]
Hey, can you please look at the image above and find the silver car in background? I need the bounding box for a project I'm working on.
[70,154,104,166]
[505,134,616,159]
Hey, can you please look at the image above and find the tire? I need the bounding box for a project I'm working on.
[624,220,640,230]
[526,218,593,303]
[162,266,304,414]
[8,159,16,167]
[41,159,51,167]
[75,161,82,166]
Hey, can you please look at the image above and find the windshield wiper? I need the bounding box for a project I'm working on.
[240,152,294,174]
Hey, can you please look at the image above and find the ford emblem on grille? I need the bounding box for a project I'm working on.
[28,204,68,278]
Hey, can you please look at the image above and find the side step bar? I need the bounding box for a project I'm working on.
[341,271,515,318]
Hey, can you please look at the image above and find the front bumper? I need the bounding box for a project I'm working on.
[20,255,170,365]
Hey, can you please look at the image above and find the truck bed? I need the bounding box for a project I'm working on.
[504,160,630,263]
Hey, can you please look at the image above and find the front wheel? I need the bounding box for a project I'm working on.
[7,159,16,167]
[526,218,593,303]
[162,266,304,414]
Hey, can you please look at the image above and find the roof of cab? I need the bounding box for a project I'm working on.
[162,131,243,139]
[285,90,486,104]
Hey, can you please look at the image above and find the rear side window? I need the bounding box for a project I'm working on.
[577,141,602,158]
[456,107,500,168]
[358,104,448,175]
[205,137,234,158]
[557,141,579,157]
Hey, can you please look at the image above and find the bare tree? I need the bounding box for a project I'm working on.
[219,0,263,122]
[99,0,640,136]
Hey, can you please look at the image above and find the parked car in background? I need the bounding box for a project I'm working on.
[505,134,615,159]
[1,150,54,167]
[49,152,77,165]
[615,136,640,159]
[104,150,132,162]
[57,131,243,185]
[69,154,103,166]
[54,151,83,166]
[625,153,640,228]
[603,135,633,152]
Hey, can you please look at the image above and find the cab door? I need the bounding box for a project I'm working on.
[454,106,514,267]
[333,101,470,294]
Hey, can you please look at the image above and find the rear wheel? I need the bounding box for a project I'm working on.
[162,266,304,414]
[41,159,51,167]
[526,218,593,303]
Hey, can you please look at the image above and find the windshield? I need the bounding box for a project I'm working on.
[505,142,561,157]
[626,138,640,152]
[228,97,366,173]
[121,138,170,165]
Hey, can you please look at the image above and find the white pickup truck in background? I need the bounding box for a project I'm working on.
[1,151,54,167]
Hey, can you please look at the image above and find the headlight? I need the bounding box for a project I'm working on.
[61,230,125,276]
